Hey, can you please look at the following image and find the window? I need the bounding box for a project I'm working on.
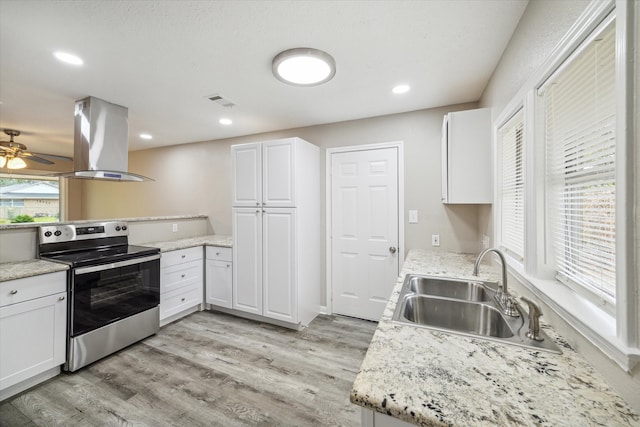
[541,17,616,305]
[494,0,638,370]
[498,109,525,260]
[0,174,61,223]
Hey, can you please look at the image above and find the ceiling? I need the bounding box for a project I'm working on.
[0,0,528,158]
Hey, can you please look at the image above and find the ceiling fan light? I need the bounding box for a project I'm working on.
[272,48,336,86]
[0,156,6,168]
[7,157,27,169]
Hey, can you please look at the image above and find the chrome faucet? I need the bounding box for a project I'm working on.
[473,248,519,317]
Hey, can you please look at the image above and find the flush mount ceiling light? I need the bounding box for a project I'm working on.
[219,118,233,125]
[272,48,336,86]
[392,84,411,94]
[139,133,153,140]
[53,51,83,66]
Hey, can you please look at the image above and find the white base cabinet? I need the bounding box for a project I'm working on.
[361,408,415,427]
[0,271,67,400]
[160,247,203,325]
[205,246,232,309]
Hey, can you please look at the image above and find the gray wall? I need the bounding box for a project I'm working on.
[478,0,640,411]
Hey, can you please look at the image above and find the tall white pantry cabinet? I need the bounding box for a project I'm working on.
[231,137,320,327]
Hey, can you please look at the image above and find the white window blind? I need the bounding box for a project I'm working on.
[542,17,616,301]
[499,109,525,260]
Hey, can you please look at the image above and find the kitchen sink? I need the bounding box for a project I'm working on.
[392,274,562,354]
[407,276,492,302]
[401,295,513,338]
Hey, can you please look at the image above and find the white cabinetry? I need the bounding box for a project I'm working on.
[231,137,320,327]
[205,246,232,309]
[160,247,203,325]
[441,107,492,204]
[0,271,67,400]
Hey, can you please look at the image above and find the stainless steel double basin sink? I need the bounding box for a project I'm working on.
[392,274,561,354]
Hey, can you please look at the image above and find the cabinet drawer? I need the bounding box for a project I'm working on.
[160,282,202,320]
[161,260,202,294]
[0,271,67,308]
[160,247,203,269]
[206,246,232,262]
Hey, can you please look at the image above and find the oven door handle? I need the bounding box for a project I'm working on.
[74,254,161,275]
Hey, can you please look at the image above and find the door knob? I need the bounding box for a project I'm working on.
[389,246,397,254]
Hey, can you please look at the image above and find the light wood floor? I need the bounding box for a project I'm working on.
[0,311,377,427]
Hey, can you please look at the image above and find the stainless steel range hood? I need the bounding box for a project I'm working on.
[57,96,153,182]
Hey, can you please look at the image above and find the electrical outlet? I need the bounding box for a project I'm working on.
[409,210,418,224]
[172,223,178,233]
[432,234,440,247]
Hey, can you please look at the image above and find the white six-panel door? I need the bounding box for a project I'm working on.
[331,147,400,321]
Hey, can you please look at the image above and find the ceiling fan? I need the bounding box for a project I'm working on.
[0,129,72,170]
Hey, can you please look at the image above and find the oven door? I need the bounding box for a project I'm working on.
[70,254,160,337]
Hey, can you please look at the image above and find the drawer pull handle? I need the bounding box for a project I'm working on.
[181,274,186,278]
[59,296,65,301]
[10,289,18,295]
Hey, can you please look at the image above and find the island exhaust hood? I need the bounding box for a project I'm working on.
[57,96,153,182]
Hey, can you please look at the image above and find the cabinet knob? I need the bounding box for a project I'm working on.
[216,252,220,256]
[10,289,18,295]
[59,296,65,301]
[181,297,186,302]
[226,264,230,268]
[256,202,260,206]
[181,274,186,278]
[181,255,186,259]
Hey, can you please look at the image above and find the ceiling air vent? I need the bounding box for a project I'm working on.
[207,94,235,108]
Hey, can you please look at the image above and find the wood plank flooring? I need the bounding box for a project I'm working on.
[0,311,377,427]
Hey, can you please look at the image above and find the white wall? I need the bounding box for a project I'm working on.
[478,0,640,412]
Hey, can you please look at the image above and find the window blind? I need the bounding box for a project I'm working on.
[543,18,616,300]
[499,109,525,260]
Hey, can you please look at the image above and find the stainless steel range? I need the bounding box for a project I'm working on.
[38,222,160,372]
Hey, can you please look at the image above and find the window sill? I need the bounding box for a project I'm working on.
[507,260,640,372]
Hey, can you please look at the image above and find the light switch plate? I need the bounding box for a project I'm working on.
[432,234,440,246]
[409,210,418,224]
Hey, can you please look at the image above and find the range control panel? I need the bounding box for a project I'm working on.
[39,221,129,244]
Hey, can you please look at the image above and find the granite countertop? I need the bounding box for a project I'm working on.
[0,235,231,282]
[0,259,68,282]
[0,214,207,230]
[350,249,639,426]
[144,235,232,252]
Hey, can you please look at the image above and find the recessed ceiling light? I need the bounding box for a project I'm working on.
[139,133,153,140]
[219,118,233,125]
[392,84,411,94]
[53,51,83,66]
[272,48,336,86]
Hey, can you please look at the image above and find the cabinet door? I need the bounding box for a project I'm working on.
[232,143,262,207]
[262,139,295,207]
[0,292,67,390]
[205,259,232,308]
[263,208,296,323]
[232,208,262,315]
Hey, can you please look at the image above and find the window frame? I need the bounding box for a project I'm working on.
[492,0,639,371]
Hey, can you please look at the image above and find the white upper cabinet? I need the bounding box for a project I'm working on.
[232,142,262,207]
[441,108,492,204]
[262,140,296,207]
[232,138,299,208]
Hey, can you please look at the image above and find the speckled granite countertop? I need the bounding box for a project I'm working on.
[144,235,232,252]
[350,249,639,426]
[0,235,231,282]
[0,215,207,230]
[0,259,68,282]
